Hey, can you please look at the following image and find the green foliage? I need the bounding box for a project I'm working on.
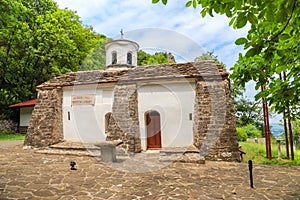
[194,51,225,68]
[152,0,300,120]
[137,51,170,66]
[241,124,263,138]
[0,0,106,119]
[234,96,263,128]
[80,37,109,71]
[236,127,247,142]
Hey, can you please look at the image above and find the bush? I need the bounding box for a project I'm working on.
[0,130,16,135]
[237,127,247,141]
[243,124,262,138]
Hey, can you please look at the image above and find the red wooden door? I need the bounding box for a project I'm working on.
[146,111,162,149]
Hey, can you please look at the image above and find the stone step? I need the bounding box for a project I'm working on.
[35,141,127,157]
[49,142,99,151]
[158,146,205,164]
[159,152,205,164]
[35,148,100,157]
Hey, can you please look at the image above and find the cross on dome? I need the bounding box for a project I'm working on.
[120,29,124,39]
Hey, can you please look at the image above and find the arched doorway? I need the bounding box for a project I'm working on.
[145,111,162,149]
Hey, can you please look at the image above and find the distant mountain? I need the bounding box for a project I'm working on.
[270,122,284,137]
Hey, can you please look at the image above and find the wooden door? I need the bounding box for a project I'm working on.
[146,111,162,149]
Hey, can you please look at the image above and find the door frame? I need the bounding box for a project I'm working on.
[145,110,162,149]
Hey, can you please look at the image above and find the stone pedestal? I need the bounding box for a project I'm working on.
[95,143,116,162]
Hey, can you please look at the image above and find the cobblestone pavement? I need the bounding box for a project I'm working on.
[0,141,300,200]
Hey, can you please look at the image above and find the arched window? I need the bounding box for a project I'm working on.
[112,52,117,65]
[127,52,132,65]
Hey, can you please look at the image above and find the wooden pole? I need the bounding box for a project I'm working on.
[287,118,294,160]
[283,72,294,160]
[280,73,289,159]
[261,85,272,160]
[283,111,290,159]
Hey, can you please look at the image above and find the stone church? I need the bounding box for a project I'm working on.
[24,38,239,161]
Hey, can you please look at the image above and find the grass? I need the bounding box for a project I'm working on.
[0,132,25,141]
[239,141,300,165]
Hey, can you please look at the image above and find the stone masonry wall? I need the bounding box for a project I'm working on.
[0,120,18,133]
[24,88,63,147]
[212,79,239,161]
[106,84,141,153]
[193,63,239,161]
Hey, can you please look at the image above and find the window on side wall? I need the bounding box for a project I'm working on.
[127,52,132,65]
[112,52,117,64]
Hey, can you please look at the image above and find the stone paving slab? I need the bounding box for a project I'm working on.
[0,140,23,148]
[0,140,300,200]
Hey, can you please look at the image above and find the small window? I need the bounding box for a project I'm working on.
[112,52,117,64]
[127,52,132,65]
[189,113,192,121]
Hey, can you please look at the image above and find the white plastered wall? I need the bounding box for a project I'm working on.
[138,81,195,150]
[62,84,114,142]
[20,107,34,126]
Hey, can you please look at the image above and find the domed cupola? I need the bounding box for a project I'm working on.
[105,32,139,68]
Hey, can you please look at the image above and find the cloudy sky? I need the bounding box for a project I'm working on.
[54,0,248,66]
[53,0,264,100]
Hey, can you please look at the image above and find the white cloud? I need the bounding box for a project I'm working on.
[55,0,109,19]
[123,28,205,62]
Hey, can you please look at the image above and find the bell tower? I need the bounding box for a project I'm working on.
[105,31,139,68]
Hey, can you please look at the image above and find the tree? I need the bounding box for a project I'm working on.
[234,97,263,131]
[194,51,225,68]
[242,124,262,139]
[152,0,300,120]
[233,96,263,128]
[80,37,109,71]
[137,51,171,66]
[0,0,105,118]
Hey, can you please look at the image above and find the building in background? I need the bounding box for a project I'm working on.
[9,99,37,134]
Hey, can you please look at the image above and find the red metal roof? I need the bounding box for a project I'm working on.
[9,99,37,108]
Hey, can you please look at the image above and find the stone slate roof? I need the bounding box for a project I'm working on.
[36,69,129,90]
[119,61,228,84]
[36,61,228,90]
